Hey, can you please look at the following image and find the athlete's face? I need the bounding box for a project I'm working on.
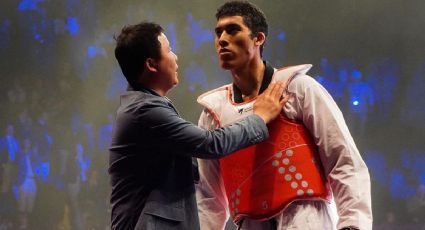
[214,16,261,70]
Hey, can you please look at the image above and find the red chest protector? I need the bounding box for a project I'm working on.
[198,65,332,223]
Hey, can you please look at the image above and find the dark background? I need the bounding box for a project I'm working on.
[0,0,424,229]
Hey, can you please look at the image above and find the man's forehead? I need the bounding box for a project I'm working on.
[216,15,245,28]
[157,33,169,45]
[158,32,166,40]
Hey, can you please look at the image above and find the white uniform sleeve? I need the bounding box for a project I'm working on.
[284,75,373,230]
[196,109,230,230]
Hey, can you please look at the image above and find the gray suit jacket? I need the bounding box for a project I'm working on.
[109,86,268,230]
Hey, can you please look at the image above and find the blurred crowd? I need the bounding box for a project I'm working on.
[0,74,112,230]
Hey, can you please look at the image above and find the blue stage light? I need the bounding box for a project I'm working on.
[67,17,79,36]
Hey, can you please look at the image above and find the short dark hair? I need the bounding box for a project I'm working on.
[216,1,268,55]
[114,22,164,87]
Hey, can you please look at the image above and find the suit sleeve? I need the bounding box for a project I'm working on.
[196,109,230,230]
[285,75,373,230]
[137,98,268,159]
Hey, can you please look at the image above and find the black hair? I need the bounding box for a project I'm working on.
[114,22,164,87]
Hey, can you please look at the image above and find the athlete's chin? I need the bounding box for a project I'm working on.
[220,61,234,70]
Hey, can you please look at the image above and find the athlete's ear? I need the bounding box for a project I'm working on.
[254,32,266,46]
[145,58,159,73]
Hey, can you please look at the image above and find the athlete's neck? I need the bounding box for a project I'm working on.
[231,59,265,101]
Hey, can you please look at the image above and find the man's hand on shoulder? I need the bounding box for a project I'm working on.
[253,82,289,124]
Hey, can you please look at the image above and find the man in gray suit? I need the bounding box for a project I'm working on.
[109,22,288,230]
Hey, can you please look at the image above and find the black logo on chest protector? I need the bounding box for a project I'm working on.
[238,106,253,114]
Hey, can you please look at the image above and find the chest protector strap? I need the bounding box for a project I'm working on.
[198,64,332,223]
